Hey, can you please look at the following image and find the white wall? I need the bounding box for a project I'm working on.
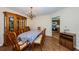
[27,15,52,36]
[0,7,26,46]
[27,18,34,28]
[27,7,79,49]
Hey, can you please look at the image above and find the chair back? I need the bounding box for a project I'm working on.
[41,28,46,45]
[26,26,30,31]
[7,32,20,50]
[6,32,14,46]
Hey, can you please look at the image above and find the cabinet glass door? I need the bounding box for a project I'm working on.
[9,16,14,32]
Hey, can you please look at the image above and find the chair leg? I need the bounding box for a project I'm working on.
[40,45,42,51]
[32,43,35,51]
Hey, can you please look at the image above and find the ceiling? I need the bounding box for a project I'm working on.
[7,7,64,16]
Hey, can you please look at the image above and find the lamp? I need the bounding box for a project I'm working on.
[27,7,34,20]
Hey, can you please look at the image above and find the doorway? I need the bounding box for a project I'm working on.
[52,16,60,40]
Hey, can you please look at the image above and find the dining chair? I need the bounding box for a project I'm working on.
[7,32,30,51]
[32,28,46,51]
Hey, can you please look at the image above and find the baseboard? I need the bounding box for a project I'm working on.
[0,43,3,47]
[75,47,79,51]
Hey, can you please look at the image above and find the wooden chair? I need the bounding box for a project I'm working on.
[7,32,30,51]
[26,26,30,31]
[19,29,24,33]
[37,27,41,30]
[32,29,46,51]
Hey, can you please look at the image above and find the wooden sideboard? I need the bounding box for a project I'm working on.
[59,32,76,50]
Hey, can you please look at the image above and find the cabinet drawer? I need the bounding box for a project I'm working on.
[60,35,73,41]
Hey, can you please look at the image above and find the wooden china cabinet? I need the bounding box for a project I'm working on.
[4,12,27,46]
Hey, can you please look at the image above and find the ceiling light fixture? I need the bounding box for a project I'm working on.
[27,7,34,20]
